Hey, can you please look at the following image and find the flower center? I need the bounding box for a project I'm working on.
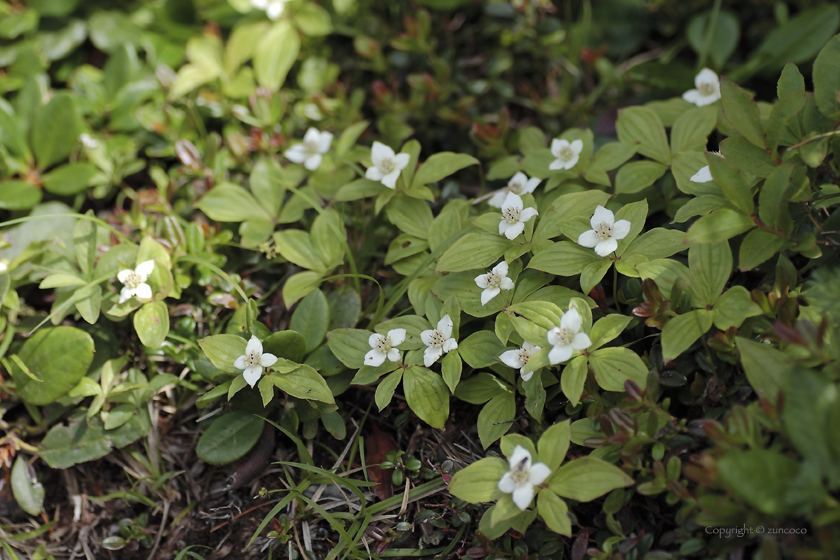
[123,271,143,289]
[244,350,261,368]
[698,81,716,96]
[379,158,395,174]
[552,327,573,346]
[558,146,574,161]
[518,348,531,365]
[483,271,502,289]
[594,222,613,240]
[510,461,529,485]
[428,330,445,348]
[508,179,523,194]
[502,206,521,224]
[304,139,319,153]
[375,337,392,353]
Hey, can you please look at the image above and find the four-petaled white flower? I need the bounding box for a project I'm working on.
[234,336,279,388]
[421,314,458,367]
[683,68,721,107]
[488,172,541,208]
[365,141,410,189]
[284,128,333,171]
[251,0,288,19]
[475,261,514,305]
[0,263,7,273]
[365,329,406,367]
[690,165,713,183]
[547,308,592,365]
[577,205,631,257]
[500,342,542,381]
[549,138,583,171]
[79,133,98,148]
[499,193,538,240]
[117,260,155,304]
[498,445,551,511]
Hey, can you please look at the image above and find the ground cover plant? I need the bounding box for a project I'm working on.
[2,0,840,559]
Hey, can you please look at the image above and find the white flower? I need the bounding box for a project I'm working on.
[498,445,551,511]
[475,261,515,305]
[284,127,333,171]
[234,336,278,388]
[683,68,721,107]
[365,141,410,189]
[364,329,406,367]
[252,0,288,19]
[500,342,541,382]
[690,165,713,183]
[547,308,592,365]
[577,205,631,257]
[117,260,155,304]
[488,172,541,208]
[79,133,99,148]
[499,192,538,240]
[549,138,583,171]
[0,263,7,273]
[420,314,458,367]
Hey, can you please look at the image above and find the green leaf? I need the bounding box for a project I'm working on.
[32,92,82,169]
[615,106,671,164]
[196,183,271,222]
[293,2,333,36]
[436,231,511,273]
[225,21,269,75]
[273,230,326,273]
[249,157,285,217]
[272,365,335,404]
[477,393,515,449]
[589,142,636,172]
[713,286,762,329]
[706,152,754,215]
[689,241,732,306]
[538,419,571,472]
[41,162,97,196]
[40,416,111,468]
[198,334,247,374]
[458,331,505,368]
[719,136,776,178]
[538,492,571,536]
[739,228,787,271]
[133,301,170,349]
[766,92,809,155]
[374,369,403,410]
[448,457,508,503]
[560,355,588,407]
[326,329,370,369]
[403,366,449,429]
[412,152,479,187]
[0,181,43,211]
[548,457,634,502]
[753,5,840,73]
[73,214,96,279]
[717,450,801,515]
[262,330,306,363]
[529,241,601,276]
[623,228,686,261]
[11,327,94,406]
[588,315,632,351]
[671,151,721,197]
[385,194,434,239]
[290,289,329,354]
[614,161,668,195]
[441,351,462,393]
[589,347,648,391]
[670,105,718,153]
[11,456,44,516]
[661,309,714,362]
[685,208,754,244]
[335,178,388,201]
[196,411,265,465]
[720,77,766,149]
[687,10,740,66]
[254,20,300,91]
[454,372,509,404]
[533,190,612,243]
[735,337,787,404]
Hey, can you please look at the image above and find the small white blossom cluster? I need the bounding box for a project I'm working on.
[498,445,551,511]
[499,193,538,240]
[577,205,630,257]
[365,329,406,367]
[474,261,514,305]
[421,314,458,367]
[683,68,721,107]
[284,128,333,171]
[366,141,410,189]
[547,308,591,365]
[234,336,279,387]
[117,260,155,304]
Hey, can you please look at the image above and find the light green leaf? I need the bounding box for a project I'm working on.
[375,369,403,411]
[42,162,97,196]
[717,450,800,515]
[272,365,334,404]
[615,106,671,164]
[670,105,718,153]
[478,393,515,449]
[448,457,508,503]
[814,33,840,118]
[713,286,762,330]
[538,492,571,536]
[0,181,43,211]
[293,2,333,36]
[11,456,44,516]
[196,183,271,222]
[326,329,371,368]
[719,136,777,178]
[538,419,571,472]
[589,347,648,391]
[133,301,169,349]
[685,208,753,244]
[454,372,510,404]
[32,93,82,169]
[273,230,326,273]
[738,228,787,271]
[436,231,511,273]
[614,161,668,195]
[548,457,634,502]
[588,315,633,351]
[735,337,787,404]
[196,411,264,465]
[198,334,247,374]
[290,289,329,354]
[706,152,754,215]
[412,152,479,187]
[661,309,714,362]
[689,241,732,306]
[385,194,434,239]
[458,331,506,368]
[560,355,588,406]
[529,241,601,276]
[403,366,449,429]
[254,21,300,91]
[720,77,766,149]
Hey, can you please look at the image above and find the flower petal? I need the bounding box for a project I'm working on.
[284,145,308,163]
[134,283,152,300]
[369,333,386,349]
[546,327,561,346]
[266,1,284,19]
[503,192,524,211]
[493,261,509,277]
[481,287,501,305]
[393,152,410,170]
[424,346,443,367]
[577,229,600,248]
[119,287,133,304]
[520,207,539,223]
[524,178,541,193]
[523,342,540,353]
[591,205,614,229]
[498,220,509,236]
[475,274,489,289]
[304,154,323,171]
[260,353,278,367]
[550,138,569,157]
[563,152,580,169]
[487,191,507,208]
[595,238,618,257]
[509,445,531,468]
[572,332,592,351]
[364,349,386,367]
[371,141,393,166]
[243,366,262,387]
[117,269,132,284]
[500,349,523,369]
[529,462,552,486]
[561,308,581,332]
[521,370,534,381]
[694,92,720,106]
[380,169,400,189]
[366,167,384,181]
[498,472,517,494]
[570,139,583,155]
[682,89,704,106]
[443,338,458,353]
[387,348,401,362]
[548,344,573,365]
[136,260,156,278]
[503,221,525,240]
[549,159,566,170]
[303,127,321,145]
[317,131,333,153]
[234,355,247,370]
[500,277,514,291]
[512,484,534,511]
[388,328,406,346]
[437,314,453,338]
[690,165,713,183]
[420,329,436,346]
[695,68,718,89]
[246,335,262,356]
[612,219,631,240]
